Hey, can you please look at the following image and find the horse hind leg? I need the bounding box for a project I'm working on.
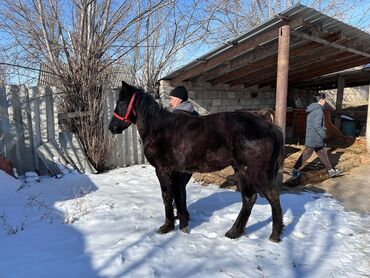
[267,187,283,242]
[258,180,284,242]
[225,169,257,239]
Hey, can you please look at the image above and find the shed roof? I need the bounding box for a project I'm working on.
[162,4,370,89]
[292,65,370,89]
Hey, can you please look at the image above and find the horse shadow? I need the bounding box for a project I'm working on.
[186,189,312,240]
[0,174,103,278]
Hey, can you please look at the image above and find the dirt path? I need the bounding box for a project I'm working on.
[313,164,370,214]
[193,141,370,214]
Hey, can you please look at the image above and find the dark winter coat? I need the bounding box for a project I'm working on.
[305,102,326,148]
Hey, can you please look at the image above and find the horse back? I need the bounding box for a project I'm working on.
[143,110,282,175]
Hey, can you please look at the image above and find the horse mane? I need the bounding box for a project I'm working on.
[133,86,175,130]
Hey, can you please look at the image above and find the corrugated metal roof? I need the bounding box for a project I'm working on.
[161,4,370,82]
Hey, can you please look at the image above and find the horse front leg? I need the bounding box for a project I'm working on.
[172,172,191,233]
[155,168,175,234]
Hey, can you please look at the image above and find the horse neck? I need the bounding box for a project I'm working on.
[135,93,172,140]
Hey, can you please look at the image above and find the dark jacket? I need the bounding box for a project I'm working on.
[173,101,199,116]
[305,102,326,148]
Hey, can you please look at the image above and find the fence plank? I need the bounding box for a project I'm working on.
[29,87,43,173]
[19,86,36,173]
[35,141,66,176]
[45,87,55,141]
[0,87,8,157]
[7,85,26,173]
[59,132,97,174]
[38,87,48,144]
[132,125,139,164]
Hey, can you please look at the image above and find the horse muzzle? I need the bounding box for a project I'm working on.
[109,122,124,134]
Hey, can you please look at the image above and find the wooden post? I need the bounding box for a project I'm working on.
[275,24,290,185]
[367,86,370,154]
[275,24,290,138]
[334,76,345,129]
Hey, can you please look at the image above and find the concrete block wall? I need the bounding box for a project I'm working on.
[323,86,369,109]
[159,80,276,113]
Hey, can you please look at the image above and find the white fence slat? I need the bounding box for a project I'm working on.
[0,87,8,157]
[38,87,48,144]
[7,85,26,173]
[45,87,55,141]
[59,132,97,174]
[29,87,43,173]
[51,87,61,142]
[35,141,66,176]
[132,126,139,164]
[19,86,36,172]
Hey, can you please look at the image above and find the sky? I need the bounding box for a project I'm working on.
[0,165,369,277]
[1,1,370,86]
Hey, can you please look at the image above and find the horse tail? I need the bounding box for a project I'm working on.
[269,125,285,184]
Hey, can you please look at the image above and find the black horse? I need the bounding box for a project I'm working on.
[109,81,284,242]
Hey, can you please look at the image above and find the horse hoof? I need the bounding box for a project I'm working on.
[157,224,174,234]
[180,227,190,234]
[225,229,243,239]
[269,235,281,243]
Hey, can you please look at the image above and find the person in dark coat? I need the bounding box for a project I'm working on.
[292,92,341,178]
[169,86,199,222]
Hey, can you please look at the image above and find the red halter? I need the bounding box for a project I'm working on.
[113,93,137,124]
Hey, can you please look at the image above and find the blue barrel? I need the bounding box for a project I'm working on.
[341,120,356,136]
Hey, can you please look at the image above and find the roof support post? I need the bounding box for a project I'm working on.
[334,76,345,129]
[275,24,290,185]
[275,24,290,138]
[366,86,370,154]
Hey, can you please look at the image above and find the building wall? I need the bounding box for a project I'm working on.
[323,86,369,109]
[159,80,276,113]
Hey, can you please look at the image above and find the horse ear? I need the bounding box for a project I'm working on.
[121,81,129,88]
[121,81,133,98]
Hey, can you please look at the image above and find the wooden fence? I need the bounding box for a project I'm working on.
[0,85,145,176]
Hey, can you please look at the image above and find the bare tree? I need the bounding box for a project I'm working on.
[0,0,216,170]
[203,0,370,45]
[120,0,216,92]
[0,0,173,170]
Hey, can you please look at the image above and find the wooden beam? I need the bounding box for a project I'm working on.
[192,43,278,84]
[170,17,304,86]
[289,57,370,83]
[291,30,370,58]
[58,111,89,120]
[210,32,343,86]
[255,56,370,88]
[275,24,290,138]
[208,32,341,86]
[230,48,346,87]
[194,35,317,83]
[334,76,345,128]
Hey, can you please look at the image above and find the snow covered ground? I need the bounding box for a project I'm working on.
[0,165,369,278]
